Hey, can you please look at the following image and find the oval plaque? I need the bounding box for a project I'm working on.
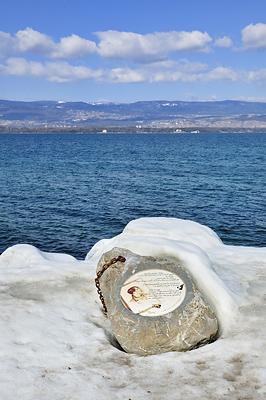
[120,269,186,316]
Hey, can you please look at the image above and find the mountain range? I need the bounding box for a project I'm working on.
[1,99,266,132]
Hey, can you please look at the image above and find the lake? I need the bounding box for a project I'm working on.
[0,132,265,258]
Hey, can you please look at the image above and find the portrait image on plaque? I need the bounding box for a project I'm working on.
[120,269,186,316]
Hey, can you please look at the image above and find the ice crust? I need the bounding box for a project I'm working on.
[1,217,266,399]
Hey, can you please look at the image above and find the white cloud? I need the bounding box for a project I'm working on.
[174,59,209,73]
[44,62,101,83]
[0,57,101,83]
[144,60,208,83]
[199,67,239,82]
[145,63,240,84]
[99,60,231,84]
[150,70,197,83]
[102,68,145,83]
[0,28,97,60]
[0,57,243,85]
[49,34,97,59]
[214,36,233,48]
[0,31,15,59]
[245,69,266,84]
[241,23,266,50]
[15,28,54,53]
[0,27,239,67]
[0,57,46,77]
[100,60,210,84]
[95,30,212,63]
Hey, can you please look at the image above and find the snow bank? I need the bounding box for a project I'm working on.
[1,217,266,399]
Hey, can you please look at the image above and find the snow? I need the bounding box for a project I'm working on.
[1,217,266,399]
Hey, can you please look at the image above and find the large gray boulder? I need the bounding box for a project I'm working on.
[96,247,218,356]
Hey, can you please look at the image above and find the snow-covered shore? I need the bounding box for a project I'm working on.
[1,217,266,399]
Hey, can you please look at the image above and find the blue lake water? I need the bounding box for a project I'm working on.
[0,132,265,259]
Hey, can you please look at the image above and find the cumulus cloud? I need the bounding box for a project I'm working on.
[98,61,202,84]
[102,68,146,83]
[0,57,242,85]
[98,60,210,84]
[245,69,266,84]
[0,26,260,87]
[98,61,238,84]
[44,61,101,83]
[49,34,97,59]
[0,57,46,77]
[242,23,266,50]
[144,60,208,83]
[95,30,212,63]
[0,28,97,60]
[146,63,240,84]
[214,36,233,48]
[173,59,208,73]
[0,57,101,83]
[0,31,15,59]
[14,28,54,53]
[199,66,238,82]
[1,27,239,66]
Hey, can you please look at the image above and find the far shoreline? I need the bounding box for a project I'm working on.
[1,126,266,134]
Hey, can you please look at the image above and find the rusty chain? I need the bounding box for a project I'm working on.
[95,255,126,314]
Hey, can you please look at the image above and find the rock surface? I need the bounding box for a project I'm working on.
[96,247,218,356]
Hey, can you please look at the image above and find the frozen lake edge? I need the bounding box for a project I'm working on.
[1,217,266,399]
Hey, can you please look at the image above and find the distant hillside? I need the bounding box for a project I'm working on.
[1,99,266,132]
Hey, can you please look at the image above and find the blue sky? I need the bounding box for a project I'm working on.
[1,0,266,103]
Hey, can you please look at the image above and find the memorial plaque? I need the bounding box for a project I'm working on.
[120,269,186,316]
[96,247,218,355]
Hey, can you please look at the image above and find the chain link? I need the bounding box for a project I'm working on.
[95,255,126,314]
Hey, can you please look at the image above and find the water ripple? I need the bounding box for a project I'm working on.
[0,132,265,258]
